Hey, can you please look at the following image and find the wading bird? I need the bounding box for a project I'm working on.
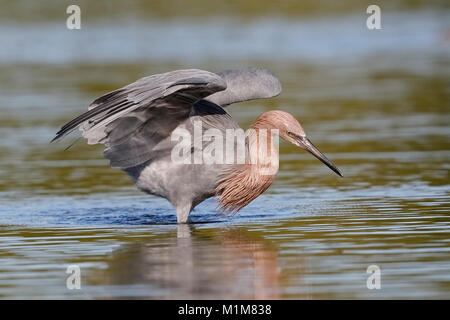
[53,68,342,223]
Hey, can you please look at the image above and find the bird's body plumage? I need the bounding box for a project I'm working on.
[53,67,341,223]
[123,99,244,222]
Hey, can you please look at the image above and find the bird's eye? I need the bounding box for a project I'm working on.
[287,131,293,136]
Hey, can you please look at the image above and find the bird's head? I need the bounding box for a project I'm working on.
[254,110,343,177]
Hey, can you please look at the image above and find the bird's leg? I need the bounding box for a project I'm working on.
[176,202,192,224]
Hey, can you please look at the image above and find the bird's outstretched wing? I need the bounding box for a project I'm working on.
[205,67,282,107]
[52,69,227,168]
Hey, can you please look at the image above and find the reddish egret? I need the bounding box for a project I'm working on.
[53,68,342,223]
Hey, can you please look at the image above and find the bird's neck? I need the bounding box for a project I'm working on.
[214,125,279,213]
[247,126,279,174]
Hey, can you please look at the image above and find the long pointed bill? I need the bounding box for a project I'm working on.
[297,136,343,177]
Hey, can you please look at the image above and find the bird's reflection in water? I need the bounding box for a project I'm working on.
[98,225,284,299]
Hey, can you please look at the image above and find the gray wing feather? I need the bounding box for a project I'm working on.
[52,69,227,168]
[53,67,281,169]
[53,69,226,142]
[206,67,282,106]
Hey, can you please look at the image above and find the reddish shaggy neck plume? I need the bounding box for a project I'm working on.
[215,112,282,213]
